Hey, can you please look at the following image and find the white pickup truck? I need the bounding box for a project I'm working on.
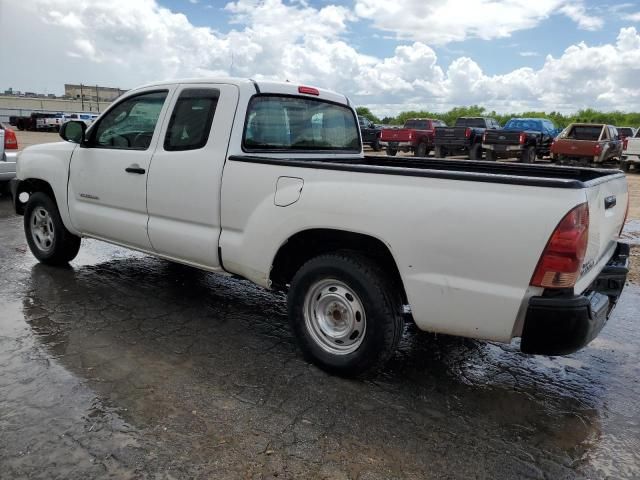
[10,78,630,376]
[621,128,640,172]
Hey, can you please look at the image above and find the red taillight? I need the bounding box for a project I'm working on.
[519,132,527,145]
[483,132,487,142]
[531,203,589,289]
[465,127,471,138]
[298,86,319,96]
[550,140,556,153]
[623,138,628,151]
[4,128,18,150]
[594,143,602,155]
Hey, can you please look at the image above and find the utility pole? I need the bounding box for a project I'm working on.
[80,83,85,111]
[95,84,100,112]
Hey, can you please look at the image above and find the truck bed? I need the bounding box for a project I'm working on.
[229,155,624,189]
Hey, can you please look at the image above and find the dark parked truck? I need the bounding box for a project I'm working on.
[434,117,501,160]
[483,118,559,163]
[358,116,382,151]
[551,123,622,167]
[379,118,446,157]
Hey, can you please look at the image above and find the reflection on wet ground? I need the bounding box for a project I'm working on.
[0,196,639,479]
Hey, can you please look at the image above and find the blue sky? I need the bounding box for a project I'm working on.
[158,0,640,75]
[3,0,640,114]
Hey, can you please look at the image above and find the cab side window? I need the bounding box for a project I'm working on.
[164,88,220,151]
[90,91,167,150]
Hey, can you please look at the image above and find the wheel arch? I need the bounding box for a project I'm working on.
[270,228,408,304]
[14,178,57,216]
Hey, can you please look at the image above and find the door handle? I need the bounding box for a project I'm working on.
[125,165,146,174]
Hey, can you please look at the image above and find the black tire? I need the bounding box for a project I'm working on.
[522,146,536,163]
[386,147,397,156]
[24,192,81,265]
[485,149,495,161]
[415,142,428,157]
[372,138,382,152]
[287,252,404,377]
[434,145,445,158]
[469,143,482,160]
[621,161,630,173]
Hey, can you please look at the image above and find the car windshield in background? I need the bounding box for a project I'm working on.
[564,125,603,140]
[504,120,541,131]
[457,118,487,128]
[244,96,360,152]
[404,120,429,129]
[617,128,633,137]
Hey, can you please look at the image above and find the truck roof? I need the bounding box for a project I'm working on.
[130,77,350,106]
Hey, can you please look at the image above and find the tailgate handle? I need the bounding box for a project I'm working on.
[604,195,616,210]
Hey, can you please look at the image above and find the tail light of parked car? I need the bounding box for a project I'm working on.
[530,203,589,289]
[594,143,602,156]
[483,132,487,142]
[550,140,556,153]
[623,138,628,151]
[465,128,471,138]
[519,132,527,145]
[4,128,18,150]
[408,132,413,141]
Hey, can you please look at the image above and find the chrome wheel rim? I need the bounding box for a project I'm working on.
[303,279,366,355]
[30,207,55,253]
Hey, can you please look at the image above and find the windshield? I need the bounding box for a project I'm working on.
[244,95,360,152]
[504,119,542,131]
[617,127,633,137]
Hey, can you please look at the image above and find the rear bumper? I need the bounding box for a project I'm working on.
[380,141,412,149]
[483,144,523,152]
[520,242,629,356]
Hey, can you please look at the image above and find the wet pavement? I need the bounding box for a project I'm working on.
[0,194,639,479]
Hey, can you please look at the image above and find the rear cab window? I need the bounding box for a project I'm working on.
[243,95,360,153]
[563,125,603,140]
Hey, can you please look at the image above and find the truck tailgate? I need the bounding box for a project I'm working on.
[554,138,598,156]
[575,174,628,293]
[381,128,411,142]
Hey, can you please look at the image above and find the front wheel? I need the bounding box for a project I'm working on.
[372,138,382,152]
[287,252,404,377]
[469,143,482,160]
[24,192,81,265]
[485,149,495,161]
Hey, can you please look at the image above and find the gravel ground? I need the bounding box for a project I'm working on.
[1,132,638,479]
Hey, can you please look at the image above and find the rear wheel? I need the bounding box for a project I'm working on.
[24,192,81,265]
[415,142,428,157]
[469,143,482,160]
[386,147,397,156]
[485,149,495,161]
[434,145,445,158]
[620,160,630,173]
[522,146,536,163]
[287,252,404,377]
[372,138,382,152]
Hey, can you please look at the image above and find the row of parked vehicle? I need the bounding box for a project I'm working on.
[9,112,99,132]
[359,115,639,170]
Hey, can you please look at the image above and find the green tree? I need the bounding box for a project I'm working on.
[355,107,381,124]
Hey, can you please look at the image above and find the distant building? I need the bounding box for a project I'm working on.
[64,84,127,103]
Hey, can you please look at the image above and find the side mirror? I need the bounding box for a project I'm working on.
[59,121,87,144]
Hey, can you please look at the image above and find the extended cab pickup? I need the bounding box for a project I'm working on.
[10,79,630,376]
[551,123,622,167]
[621,127,640,172]
[483,118,559,163]
[433,117,500,160]
[379,118,446,157]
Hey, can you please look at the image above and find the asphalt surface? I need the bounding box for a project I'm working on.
[0,193,639,479]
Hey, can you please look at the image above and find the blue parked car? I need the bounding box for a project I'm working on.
[482,118,560,163]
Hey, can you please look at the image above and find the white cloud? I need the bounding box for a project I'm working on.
[519,51,539,57]
[2,0,640,117]
[628,12,640,21]
[353,0,602,45]
[558,4,603,31]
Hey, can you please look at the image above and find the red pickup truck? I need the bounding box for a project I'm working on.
[380,118,446,157]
